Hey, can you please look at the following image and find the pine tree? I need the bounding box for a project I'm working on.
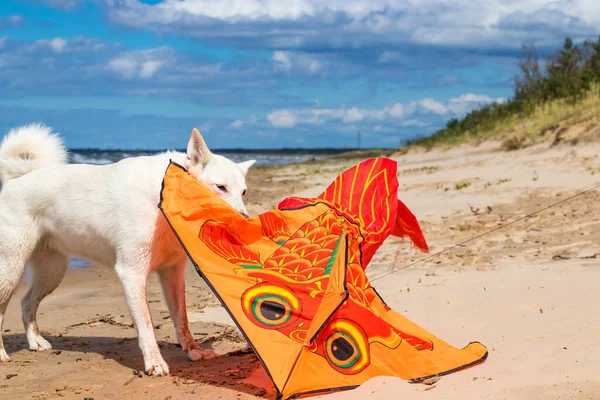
[582,36,600,87]
[545,37,585,101]
[514,42,545,103]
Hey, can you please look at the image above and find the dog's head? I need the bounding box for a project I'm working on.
[185,128,255,218]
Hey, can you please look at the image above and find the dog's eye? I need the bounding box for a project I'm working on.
[216,185,227,193]
[242,189,247,196]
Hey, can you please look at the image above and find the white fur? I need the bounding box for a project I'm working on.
[0,123,68,184]
[0,125,255,375]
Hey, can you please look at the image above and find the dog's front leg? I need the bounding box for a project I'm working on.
[116,263,169,376]
[158,263,218,361]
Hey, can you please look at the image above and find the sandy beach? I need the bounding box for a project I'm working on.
[2,140,600,400]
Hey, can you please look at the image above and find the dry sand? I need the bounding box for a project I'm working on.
[2,141,600,399]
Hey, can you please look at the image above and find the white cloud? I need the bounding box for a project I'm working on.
[27,37,108,55]
[417,98,448,115]
[7,14,25,25]
[272,51,292,72]
[265,93,504,128]
[256,131,278,138]
[106,0,600,51]
[229,114,257,129]
[272,50,322,75]
[140,60,162,78]
[33,38,67,54]
[1,38,306,100]
[36,0,81,10]
[377,51,405,64]
[230,119,244,128]
[452,93,493,103]
[267,110,297,128]
[388,103,405,118]
[108,58,138,79]
[306,59,321,75]
[399,119,429,128]
[447,93,497,114]
[49,38,67,53]
[162,0,315,21]
[107,48,168,80]
[373,125,394,132]
[343,107,365,123]
[10,14,24,23]
[0,14,27,29]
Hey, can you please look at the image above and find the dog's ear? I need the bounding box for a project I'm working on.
[237,159,256,175]
[187,128,211,167]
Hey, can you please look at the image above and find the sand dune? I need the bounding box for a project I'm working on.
[2,141,599,399]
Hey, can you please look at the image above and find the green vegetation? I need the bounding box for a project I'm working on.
[485,178,512,188]
[330,148,396,160]
[408,36,600,149]
[401,165,439,174]
[455,181,472,190]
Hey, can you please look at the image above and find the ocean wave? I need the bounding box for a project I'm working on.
[68,150,321,167]
[70,153,115,165]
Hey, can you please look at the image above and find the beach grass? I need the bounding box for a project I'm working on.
[407,84,600,151]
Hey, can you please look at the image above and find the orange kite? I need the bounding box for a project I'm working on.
[159,158,487,400]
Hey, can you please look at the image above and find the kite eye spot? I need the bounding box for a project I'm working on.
[322,319,370,375]
[260,300,285,322]
[242,283,301,330]
[326,332,360,368]
[251,295,292,327]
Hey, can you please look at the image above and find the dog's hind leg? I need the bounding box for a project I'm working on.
[115,258,169,376]
[21,245,68,352]
[0,301,10,361]
[0,224,38,361]
[0,256,23,361]
[158,262,218,361]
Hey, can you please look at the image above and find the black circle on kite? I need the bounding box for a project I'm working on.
[260,300,286,322]
[331,337,354,361]
[326,331,360,369]
[322,319,370,375]
[241,282,302,330]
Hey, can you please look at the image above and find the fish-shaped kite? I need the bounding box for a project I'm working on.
[159,158,487,400]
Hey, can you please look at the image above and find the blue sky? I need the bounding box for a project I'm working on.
[0,1,598,149]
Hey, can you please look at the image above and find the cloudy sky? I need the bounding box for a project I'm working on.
[1,1,599,149]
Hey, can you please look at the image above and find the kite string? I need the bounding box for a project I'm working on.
[370,182,600,283]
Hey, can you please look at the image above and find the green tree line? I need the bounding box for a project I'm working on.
[409,36,600,148]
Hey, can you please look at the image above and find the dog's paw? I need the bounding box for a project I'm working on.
[185,343,219,361]
[186,347,204,361]
[29,336,52,352]
[0,349,10,362]
[188,349,219,361]
[145,357,170,376]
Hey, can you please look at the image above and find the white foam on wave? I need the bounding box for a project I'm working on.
[70,153,114,165]
[69,150,321,167]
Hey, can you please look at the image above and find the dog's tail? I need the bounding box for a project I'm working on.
[0,123,68,183]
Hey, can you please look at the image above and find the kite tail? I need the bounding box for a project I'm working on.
[392,200,429,253]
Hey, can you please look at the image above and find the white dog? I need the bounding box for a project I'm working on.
[0,123,255,376]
